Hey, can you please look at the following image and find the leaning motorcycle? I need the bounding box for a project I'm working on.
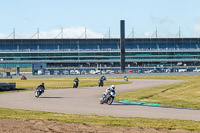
[21,76,27,80]
[98,80,104,87]
[73,81,78,88]
[124,77,128,82]
[100,90,116,105]
[35,87,44,98]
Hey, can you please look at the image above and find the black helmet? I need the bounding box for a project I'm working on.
[41,83,44,86]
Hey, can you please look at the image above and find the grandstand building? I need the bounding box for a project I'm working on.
[0,38,200,71]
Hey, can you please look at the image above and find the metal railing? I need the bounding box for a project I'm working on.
[0,48,200,52]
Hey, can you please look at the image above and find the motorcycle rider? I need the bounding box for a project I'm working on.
[105,85,115,96]
[73,77,79,88]
[37,83,45,93]
[21,75,27,80]
[101,75,106,81]
[124,76,128,81]
[100,85,116,105]
[98,77,104,87]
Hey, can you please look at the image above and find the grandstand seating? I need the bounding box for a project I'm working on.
[0,38,200,69]
[79,43,98,50]
[125,43,137,49]
[0,38,199,52]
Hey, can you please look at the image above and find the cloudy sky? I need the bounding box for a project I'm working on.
[0,0,200,38]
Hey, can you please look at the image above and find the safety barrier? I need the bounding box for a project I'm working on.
[0,82,16,91]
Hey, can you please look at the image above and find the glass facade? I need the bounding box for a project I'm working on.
[0,38,200,68]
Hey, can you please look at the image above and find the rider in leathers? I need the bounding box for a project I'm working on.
[105,85,115,97]
[99,77,104,87]
[37,83,45,93]
[73,77,79,88]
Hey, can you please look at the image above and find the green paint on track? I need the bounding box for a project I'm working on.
[119,100,160,106]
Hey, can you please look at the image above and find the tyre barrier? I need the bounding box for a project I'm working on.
[0,82,16,91]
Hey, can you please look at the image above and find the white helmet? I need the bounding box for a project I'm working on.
[111,85,115,89]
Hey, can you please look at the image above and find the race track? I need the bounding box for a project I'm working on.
[0,79,200,121]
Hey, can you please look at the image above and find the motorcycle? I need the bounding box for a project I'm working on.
[73,81,78,88]
[124,77,128,82]
[98,79,104,87]
[100,90,116,105]
[21,76,27,80]
[35,86,44,98]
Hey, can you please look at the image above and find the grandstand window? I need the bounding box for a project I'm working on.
[111,53,120,56]
[5,53,14,57]
[94,53,103,56]
[0,53,5,57]
[108,57,120,60]
[126,52,135,56]
[79,53,94,56]
[167,52,174,55]
[135,52,151,56]
[46,53,54,56]
[0,44,5,50]
[38,53,47,56]
[28,53,34,56]
[63,53,78,56]
[29,40,37,50]
[18,53,30,56]
[125,42,138,49]
[54,53,63,56]
[151,52,166,55]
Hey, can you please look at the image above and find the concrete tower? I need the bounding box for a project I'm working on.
[120,20,125,73]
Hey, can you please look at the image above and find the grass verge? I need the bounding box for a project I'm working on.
[0,108,200,131]
[115,75,200,109]
[0,68,32,72]
[0,78,129,92]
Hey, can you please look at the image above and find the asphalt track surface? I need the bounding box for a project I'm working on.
[0,79,200,121]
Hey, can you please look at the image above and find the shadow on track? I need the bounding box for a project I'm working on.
[39,96,72,99]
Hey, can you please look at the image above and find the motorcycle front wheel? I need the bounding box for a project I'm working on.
[35,91,39,98]
[107,97,114,105]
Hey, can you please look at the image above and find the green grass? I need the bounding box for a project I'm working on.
[115,75,200,109]
[0,78,129,90]
[0,68,32,72]
[1,76,200,131]
[0,108,200,131]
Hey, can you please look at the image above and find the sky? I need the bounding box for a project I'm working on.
[0,0,200,39]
